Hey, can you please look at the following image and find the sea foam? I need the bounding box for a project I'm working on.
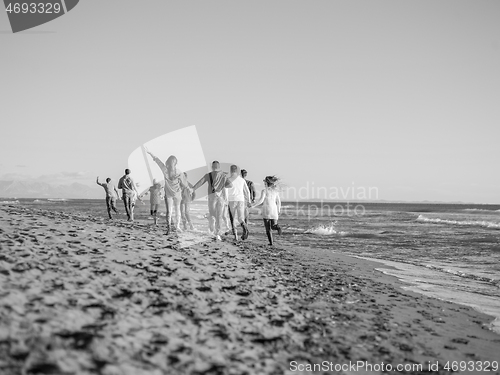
[417,215,500,229]
[304,223,348,236]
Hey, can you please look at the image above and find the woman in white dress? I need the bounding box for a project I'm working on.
[251,176,282,246]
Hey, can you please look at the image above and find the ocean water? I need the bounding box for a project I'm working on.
[274,201,500,333]
[2,198,500,333]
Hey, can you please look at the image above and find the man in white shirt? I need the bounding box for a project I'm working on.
[226,165,251,241]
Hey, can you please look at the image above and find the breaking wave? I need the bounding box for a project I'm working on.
[417,215,500,229]
[0,200,20,204]
[304,223,348,236]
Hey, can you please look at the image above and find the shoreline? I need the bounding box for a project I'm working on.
[351,255,500,335]
[1,205,499,374]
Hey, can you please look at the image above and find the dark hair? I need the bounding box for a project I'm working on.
[241,169,247,177]
[125,169,131,175]
[264,175,279,188]
[106,178,111,183]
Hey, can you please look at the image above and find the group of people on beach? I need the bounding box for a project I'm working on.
[97,151,283,245]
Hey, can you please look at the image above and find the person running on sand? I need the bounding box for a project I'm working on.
[96,176,120,219]
[140,179,163,226]
[192,161,232,241]
[180,172,195,230]
[250,176,282,246]
[145,149,191,234]
[222,170,232,234]
[241,169,256,224]
[118,169,141,221]
[227,165,251,241]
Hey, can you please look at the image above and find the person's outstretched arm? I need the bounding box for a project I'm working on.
[250,189,266,208]
[96,176,104,187]
[130,177,142,201]
[193,174,208,191]
[144,147,167,173]
[276,194,281,215]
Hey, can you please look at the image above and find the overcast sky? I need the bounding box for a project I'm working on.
[1,1,499,203]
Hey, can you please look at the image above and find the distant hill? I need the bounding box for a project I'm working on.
[0,180,102,199]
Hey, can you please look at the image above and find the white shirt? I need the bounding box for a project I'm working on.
[227,175,250,202]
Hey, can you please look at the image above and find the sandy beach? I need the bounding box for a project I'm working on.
[0,204,499,375]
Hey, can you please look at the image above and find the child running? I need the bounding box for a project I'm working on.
[180,172,195,230]
[251,176,282,246]
[140,179,163,226]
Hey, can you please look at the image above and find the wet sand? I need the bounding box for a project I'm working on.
[0,205,499,374]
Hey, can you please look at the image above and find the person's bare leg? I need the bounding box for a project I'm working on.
[264,219,273,245]
[184,201,194,230]
[174,197,182,232]
[228,203,238,240]
[165,197,173,234]
[271,220,282,235]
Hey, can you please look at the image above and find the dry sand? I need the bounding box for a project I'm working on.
[0,205,499,375]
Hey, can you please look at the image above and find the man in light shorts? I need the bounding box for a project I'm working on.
[118,169,140,221]
[227,165,251,241]
[193,161,232,240]
[96,176,120,219]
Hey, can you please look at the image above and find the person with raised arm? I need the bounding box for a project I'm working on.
[192,161,232,241]
[96,176,120,219]
[145,148,190,234]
